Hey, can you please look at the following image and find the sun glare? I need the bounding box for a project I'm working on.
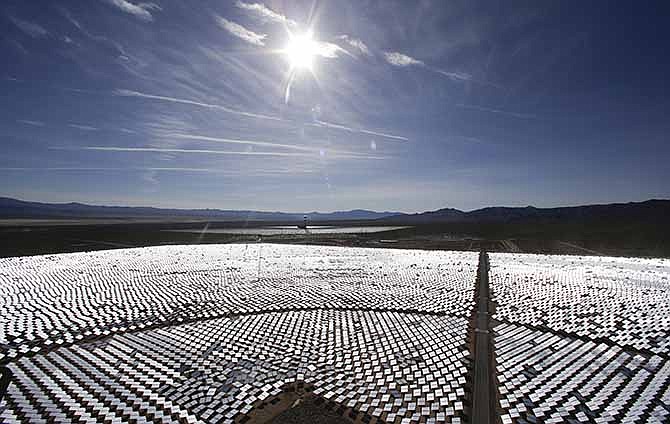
[284,31,318,71]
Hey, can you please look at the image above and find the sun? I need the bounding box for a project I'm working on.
[281,30,325,103]
[284,31,318,71]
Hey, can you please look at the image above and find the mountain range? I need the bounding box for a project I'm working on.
[0,197,398,221]
[1,196,669,224]
[382,199,670,224]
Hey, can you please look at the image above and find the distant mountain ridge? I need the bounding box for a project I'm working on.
[0,197,400,221]
[382,199,670,224]
[0,196,668,224]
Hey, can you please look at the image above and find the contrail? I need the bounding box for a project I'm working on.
[17,119,46,127]
[167,133,318,152]
[310,120,409,142]
[68,124,98,131]
[114,89,283,122]
[114,89,408,141]
[455,103,535,119]
[359,129,409,141]
[432,68,504,89]
[166,133,378,157]
[0,167,318,175]
[53,146,390,160]
[80,146,312,157]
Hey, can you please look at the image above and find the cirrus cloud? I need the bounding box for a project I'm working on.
[384,51,424,67]
[315,41,349,59]
[103,0,162,22]
[17,119,46,127]
[235,1,297,27]
[383,51,478,85]
[9,16,48,38]
[337,35,371,56]
[215,16,267,46]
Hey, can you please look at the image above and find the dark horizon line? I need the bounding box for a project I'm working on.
[1,195,668,217]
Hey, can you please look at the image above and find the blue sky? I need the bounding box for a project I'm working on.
[1,0,669,212]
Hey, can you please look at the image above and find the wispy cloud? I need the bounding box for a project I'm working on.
[61,7,129,58]
[114,89,282,121]
[309,120,409,142]
[69,124,99,131]
[358,129,409,142]
[61,9,82,30]
[337,35,371,56]
[433,69,472,82]
[103,0,161,22]
[62,146,389,160]
[79,146,315,157]
[450,135,485,144]
[215,16,267,46]
[433,69,504,89]
[455,103,536,119]
[17,119,45,127]
[383,52,484,87]
[235,1,297,27]
[166,133,381,157]
[384,52,424,67]
[141,169,158,185]
[168,133,323,153]
[315,41,349,59]
[114,90,407,141]
[9,16,48,38]
[141,167,314,175]
[0,167,313,176]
